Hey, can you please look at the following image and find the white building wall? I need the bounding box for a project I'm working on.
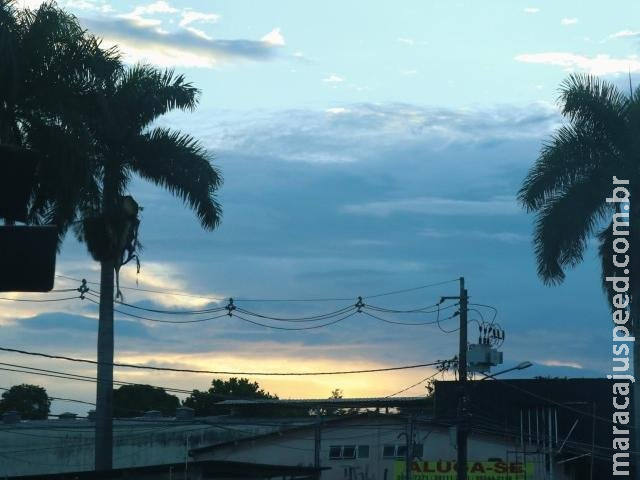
[196,418,572,480]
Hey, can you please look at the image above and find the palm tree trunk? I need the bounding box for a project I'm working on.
[95,258,114,470]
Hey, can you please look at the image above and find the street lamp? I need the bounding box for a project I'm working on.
[480,361,533,380]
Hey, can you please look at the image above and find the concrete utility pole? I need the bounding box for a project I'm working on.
[442,276,468,480]
[457,277,468,480]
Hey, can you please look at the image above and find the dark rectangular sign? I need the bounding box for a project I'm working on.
[0,226,57,292]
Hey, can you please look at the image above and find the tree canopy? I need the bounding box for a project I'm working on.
[113,384,180,418]
[183,377,276,416]
[0,384,50,420]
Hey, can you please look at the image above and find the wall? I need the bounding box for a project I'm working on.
[0,417,287,477]
[195,417,573,480]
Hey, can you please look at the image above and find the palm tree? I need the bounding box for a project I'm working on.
[0,1,120,231]
[78,64,222,470]
[518,73,640,475]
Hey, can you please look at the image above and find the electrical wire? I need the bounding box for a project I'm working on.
[360,309,458,326]
[0,346,447,376]
[385,366,449,398]
[0,363,193,394]
[113,299,226,315]
[231,310,359,330]
[57,274,461,303]
[234,304,357,322]
[85,294,230,324]
[0,296,79,302]
[362,302,459,315]
[363,279,460,299]
[469,303,498,325]
[0,386,95,406]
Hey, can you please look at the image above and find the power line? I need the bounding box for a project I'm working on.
[469,303,498,325]
[363,278,460,299]
[360,309,458,326]
[0,363,194,394]
[234,304,357,322]
[0,386,95,406]
[385,364,451,398]
[231,311,359,330]
[57,274,460,304]
[0,346,447,376]
[85,295,230,324]
[0,295,79,303]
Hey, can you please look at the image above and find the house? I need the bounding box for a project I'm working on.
[190,399,575,480]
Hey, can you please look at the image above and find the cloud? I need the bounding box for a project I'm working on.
[539,360,583,369]
[396,37,427,46]
[14,0,46,8]
[323,74,345,83]
[397,37,415,46]
[179,10,220,27]
[81,17,283,68]
[198,102,558,165]
[341,196,519,217]
[120,1,178,27]
[261,28,285,46]
[609,30,640,39]
[523,7,540,13]
[325,107,349,115]
[420,228,527,243]
[515,52,640,75]
[114,261,225,309]
[560,18,578,25]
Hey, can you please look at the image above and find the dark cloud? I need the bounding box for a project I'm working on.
[81,18,280,66]
[40,101,612,383]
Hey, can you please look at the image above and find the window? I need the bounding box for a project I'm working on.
[383,445,396,458]
[358,445,370,458]
[396,445,407,458]
[329,446,342,459]
[342,445,356,459]
[330,445,370,460]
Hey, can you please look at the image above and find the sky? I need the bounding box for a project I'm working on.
[5,0,640,415]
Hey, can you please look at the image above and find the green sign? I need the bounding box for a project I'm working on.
[395,460,535,480]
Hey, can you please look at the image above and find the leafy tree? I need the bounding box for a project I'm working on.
[518,73,640,473]
[113,384,179,418]
[183,378,276,416]
[0,384,50,419]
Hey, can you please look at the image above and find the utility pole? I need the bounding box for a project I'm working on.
[457,278,468,480]
[442,277,468,480]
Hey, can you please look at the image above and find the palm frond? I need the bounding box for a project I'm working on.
[532,176,612,284]
[24,118,100,245]
[115,64,199,130]
[559,73,628,152]
[18,2,121,118]
[518,124,617,211]
[128,127,222,230]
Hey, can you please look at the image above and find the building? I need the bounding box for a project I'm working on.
[434,378,623,480]
[1,395,589,479]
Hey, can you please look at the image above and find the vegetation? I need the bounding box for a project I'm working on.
[183,377,276,416]
[0,384,50,420]
[519,73,640,464]
[0,0,120,230]
[113,384,180,418]
[1,1,223,469]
